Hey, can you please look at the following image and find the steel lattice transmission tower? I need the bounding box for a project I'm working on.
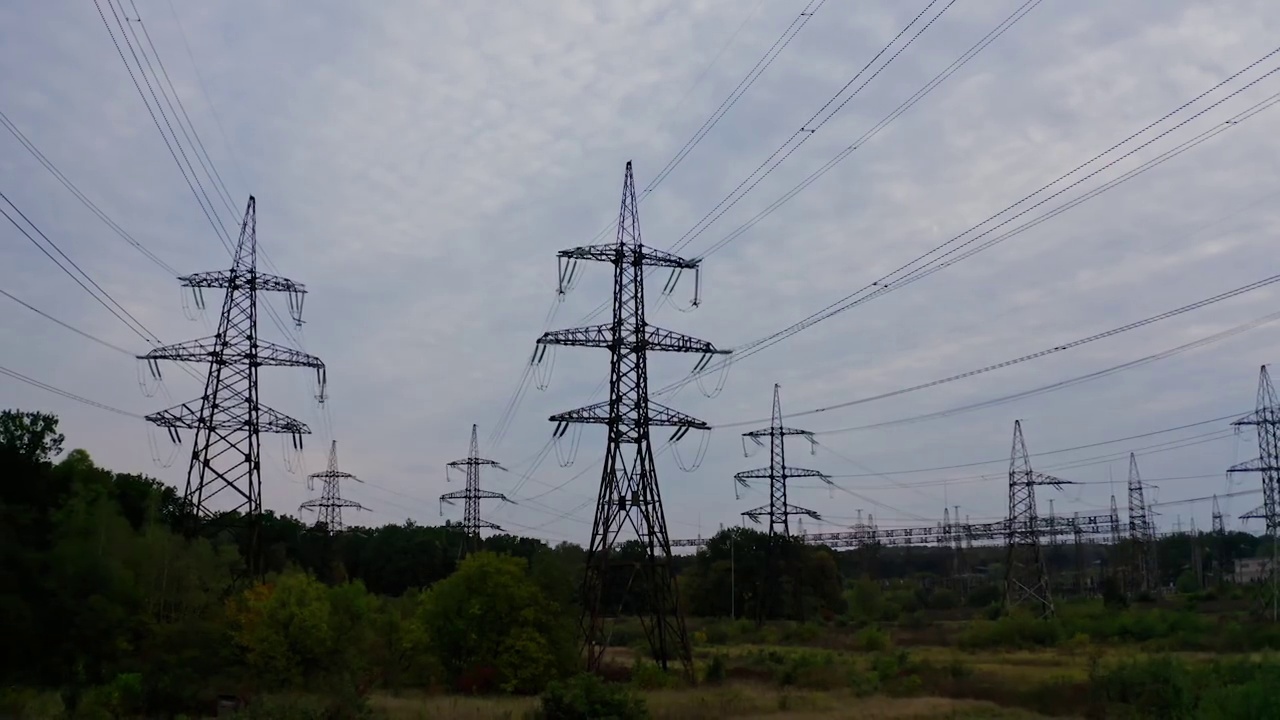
[1229,364,1280,620]
[734,384,829,622]
[735,384,830,534]
[140,196,325,573]
[1127,453,1156,594]
[440,424,509,555]
[537,161,727,678]
[1002,420,1068,618]
[300,441,366,533]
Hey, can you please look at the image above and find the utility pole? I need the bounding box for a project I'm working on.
[1228,365,1280,621]
[300,441,366,533]
[735,384,830,622]
[440,424,509,557]
[140,196,325,579]
[537,161,727,678]
[1003,420,1069,619]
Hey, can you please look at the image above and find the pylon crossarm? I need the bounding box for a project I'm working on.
[179,269,306,294]
[1230,457,1280,474]
[550,400,709,429]
[554,243,701,271]
[139,337,324,370]
[145,400,310,435]
[784,467,830,483]
[447,457,503,468]
[743,426,812,438]
[538,323,725,355]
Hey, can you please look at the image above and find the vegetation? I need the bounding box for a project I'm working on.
[5,406,1280,719]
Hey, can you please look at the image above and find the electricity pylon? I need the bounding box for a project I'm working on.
[537,161,727,679]
[300,441,366,533]
[735,384,829,621]
[1127,453,1155,594]
[736,384,830,533]
[440,424,509,555]
[1229,364,1280,620]
[1003,420,1069,619]
[140,196,325,577]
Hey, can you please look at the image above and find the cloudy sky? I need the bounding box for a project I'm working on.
[3,0,1280,547]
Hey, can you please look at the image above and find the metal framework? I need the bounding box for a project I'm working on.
[735,384,830,533]
[538,161,726,678]
[140,196,324,575]
[1003,420,1067,619]
[440,424,509,555]
[1229,365,1280,620]
[1127,453,1156,594]
[300,441,366,534]
[734,384,829,621]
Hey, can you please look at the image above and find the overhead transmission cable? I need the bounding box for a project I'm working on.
[0,362,142,418]
[576,0,968,326]
[659,53,1280,395]
[0,110,179,276]
[0,288,135,356]
[717,271,1280,429]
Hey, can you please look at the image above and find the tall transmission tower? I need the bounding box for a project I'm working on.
[1003,420,1068,619]
[1228,364,1280,620]
[1127,453,1155,594]
[537,161,727,678]
[300,441,366,534]
[734,384,829,621]
[140,196,325,576]
[440,424,509,555]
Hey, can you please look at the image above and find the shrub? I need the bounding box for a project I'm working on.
[530,674,648,720]
[703,654,727,685]
[854,625,891,652]
[629,660,676,691]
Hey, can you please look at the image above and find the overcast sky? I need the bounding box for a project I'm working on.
[3,0,1280,547]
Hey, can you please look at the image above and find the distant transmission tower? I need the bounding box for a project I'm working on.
[140,197,325,576]
[440,424,509,555]
[1229,364,1280,621]
[537,161,727,678]
[1127,453,1155,594]
[735,384,829,620]
[1212,494,1226,587]
[299,441,366,533]
[1003,420,1068,619]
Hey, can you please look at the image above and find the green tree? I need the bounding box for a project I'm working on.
[416,551,575,693]
[0,409,64,462]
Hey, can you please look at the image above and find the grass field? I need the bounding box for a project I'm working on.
[371,685,1060,719]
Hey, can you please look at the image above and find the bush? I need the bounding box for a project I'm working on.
[854,625,891,652]
[629,660,676,691]
[703,654,727,685]
[530,674,648,720]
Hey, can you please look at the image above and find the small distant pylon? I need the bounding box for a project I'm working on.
[1229,365,1280,621]
[1127,453,1156,594]
[1212,495,1226,587]
[1003,420,1069,619]
[299,440,366,533]
[440,424,509,556]
[736,384,829,622]
[735,384,830,534]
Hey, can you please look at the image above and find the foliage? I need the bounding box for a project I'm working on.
[0,408,64,461]
[529,673,648,720]
[416,551,575,694]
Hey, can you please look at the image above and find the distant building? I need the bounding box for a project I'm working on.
[1234,557,1273,584]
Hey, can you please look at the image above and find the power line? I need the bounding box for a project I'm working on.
[718,271,1280,429]
[0,362,142,418]
[1,191,160,346]
[660,62,1280,394]
[0,287,135,356]
[0,109,179,275]
[813,307,1280,435]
